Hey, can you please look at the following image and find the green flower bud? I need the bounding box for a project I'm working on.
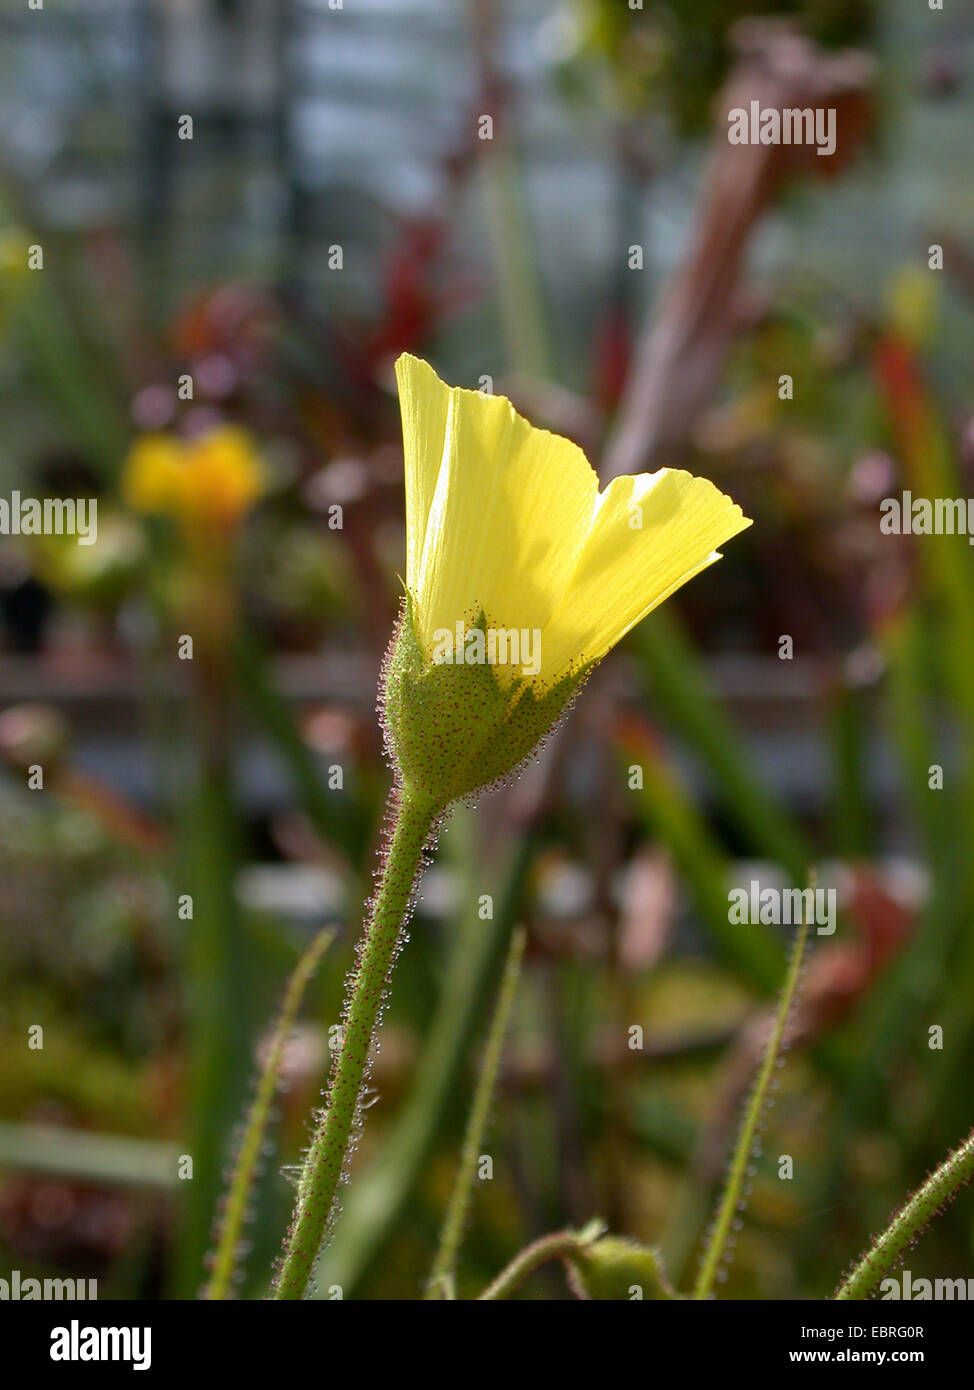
[566,1236,681,1301]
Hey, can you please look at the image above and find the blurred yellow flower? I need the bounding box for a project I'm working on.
[122,426,266,533]
[0,227,31,282]
[887,263,940,351]
[177,427,266,529]
[122,436,185,515]
[0,227,33,334]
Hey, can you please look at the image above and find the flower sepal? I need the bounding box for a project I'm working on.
[382,595,589,811]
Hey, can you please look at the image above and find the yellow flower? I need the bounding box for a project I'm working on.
[396,353,750,685]
[887,263,940,351]
[384,354,751,809]
[177,426,266,531]
[121,426,265,533]
[122,436,186,515]
[0,228,31,281]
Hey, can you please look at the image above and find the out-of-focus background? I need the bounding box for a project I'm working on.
[1,0,974,1301]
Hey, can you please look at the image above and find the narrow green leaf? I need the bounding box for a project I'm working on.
[204,928,333,1300]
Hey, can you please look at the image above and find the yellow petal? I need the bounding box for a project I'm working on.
[541,469,751,679]
[180,426,265,529]
[121,435,185,515]
[395,354,451,595]
[395,356,751,691]
[396,354,598,671]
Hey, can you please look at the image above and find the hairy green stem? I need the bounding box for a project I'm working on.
[834,1128,974,1300]
[205,929,332,1300]
[311,817,537,1296]
[426,926,527,1298]
[478,1223,604,1302]
[693,903,810,1299]
[273,789,437,1299]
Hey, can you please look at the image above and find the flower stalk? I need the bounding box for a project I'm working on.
[271,354,751,1300]
[273,789,438,1299]
[426,926,527,1299]
[478,1221,605,1301]
[693,897,810,1299]
[205,928,332,1300]
[834,1127,974,1300]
